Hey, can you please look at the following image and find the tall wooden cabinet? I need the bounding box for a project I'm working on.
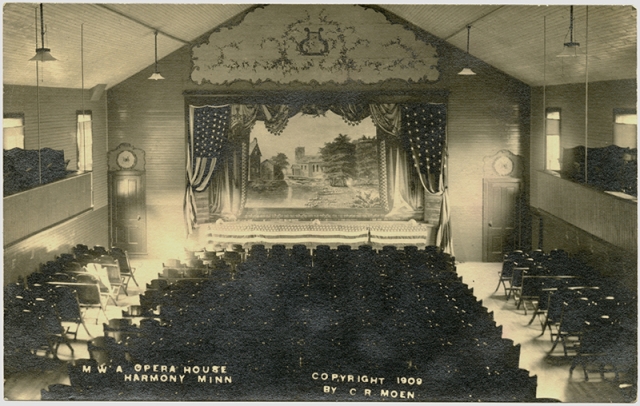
[108,143,147,254]
[482,150,524,262]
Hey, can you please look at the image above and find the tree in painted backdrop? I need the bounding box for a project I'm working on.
[270,152,289,180]
[270,153,289,179]
[355,135,378,185]
[320,134,356,187]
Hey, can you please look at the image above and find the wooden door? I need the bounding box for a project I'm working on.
[483,178,522,262]
[110,171,147,254]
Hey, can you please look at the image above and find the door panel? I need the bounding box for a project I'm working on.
[110,172,147,254]
[483,179,522,262]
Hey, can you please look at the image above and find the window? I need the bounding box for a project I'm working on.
[77,111,92,171]
[613,109,637,149]
[3,114,25,150]
[545,108,561,171]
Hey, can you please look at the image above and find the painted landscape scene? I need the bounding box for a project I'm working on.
[245,112,381,209]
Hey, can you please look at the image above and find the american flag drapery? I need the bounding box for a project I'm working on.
[401,104,446,194]
[185,105,231,234]
[400,103,453,256]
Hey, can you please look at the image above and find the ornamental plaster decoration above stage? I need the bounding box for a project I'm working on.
[191,5,440,85]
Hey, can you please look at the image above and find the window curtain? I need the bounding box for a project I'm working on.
[184,105,231,235]
[77,115,92,172]
[400,104,454,256]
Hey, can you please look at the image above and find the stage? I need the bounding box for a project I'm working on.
[195,220,437,251]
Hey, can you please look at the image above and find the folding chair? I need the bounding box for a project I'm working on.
[52,284,92,340]
[33,298,75,359]
[548,293,590,356]
[163,258,184,268]
[110,247,139,295]
[87,336,127,366]
[90,256,124,305]
[103,318,140,345]
[505,265,527,302]
[92,245,109,256]
[494,250,526,296]
[515,274,545,315]
[570,318,623,381]
[75,283,109,325]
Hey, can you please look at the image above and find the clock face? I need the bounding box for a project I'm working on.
[494,156,514,176]
[117,150,137,169]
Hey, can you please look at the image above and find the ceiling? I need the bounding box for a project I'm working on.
[3,4,637,90]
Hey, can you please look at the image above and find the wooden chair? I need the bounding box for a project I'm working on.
[103,318,139,344]
[52,284,92,340]
[515,274,545,315]
[570,318,623,381]
[163,258,183,268]
[93,255,124,305]
[110,247,139,295]
[33,298,75,359]
[159,267,184,280]
[75,283,109,325]
[495,250,526,296]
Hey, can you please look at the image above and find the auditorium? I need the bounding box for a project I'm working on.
[2,3,637,402]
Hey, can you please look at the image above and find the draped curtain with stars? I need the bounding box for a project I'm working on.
[400,104,454,256]
[185,105,231,234]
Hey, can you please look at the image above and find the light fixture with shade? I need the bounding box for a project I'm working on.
[458,25,476,76]
[557,6,581,57]
[29,3,56,62]
[148,31,165,80]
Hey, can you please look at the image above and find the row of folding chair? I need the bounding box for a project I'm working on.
[498,249,636,383]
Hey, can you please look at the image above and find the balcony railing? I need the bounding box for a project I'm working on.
[4,172,92,246]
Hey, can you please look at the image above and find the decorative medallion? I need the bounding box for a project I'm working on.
[299,28,330,56]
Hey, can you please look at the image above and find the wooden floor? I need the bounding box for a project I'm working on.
[4,260,636,402]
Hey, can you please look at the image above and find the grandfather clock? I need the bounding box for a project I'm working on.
[482,150,524,262]
[108,143,147,254]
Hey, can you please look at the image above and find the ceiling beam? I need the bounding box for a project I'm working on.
[96,4,190,44]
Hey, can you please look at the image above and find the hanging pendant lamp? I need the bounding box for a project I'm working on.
[458,25,476,76]
[29,3,56,62]
[557,6,581,57]
[148,31,165,80]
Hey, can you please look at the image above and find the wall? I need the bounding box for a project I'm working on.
[107,5,530,262]
[3,85,109,284]
[532,209,637,290]
[530,79,637,175]
[529,79,637,287]
[447,69,530,261]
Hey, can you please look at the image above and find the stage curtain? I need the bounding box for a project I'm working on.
[400,104,454,256]
[230,104,259,135]
[370,103,401,136]
[259,105,292,135]
[184,105,231,235]
[385,147,416,219]
[330,103,371,126]
[209,147,244,221]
